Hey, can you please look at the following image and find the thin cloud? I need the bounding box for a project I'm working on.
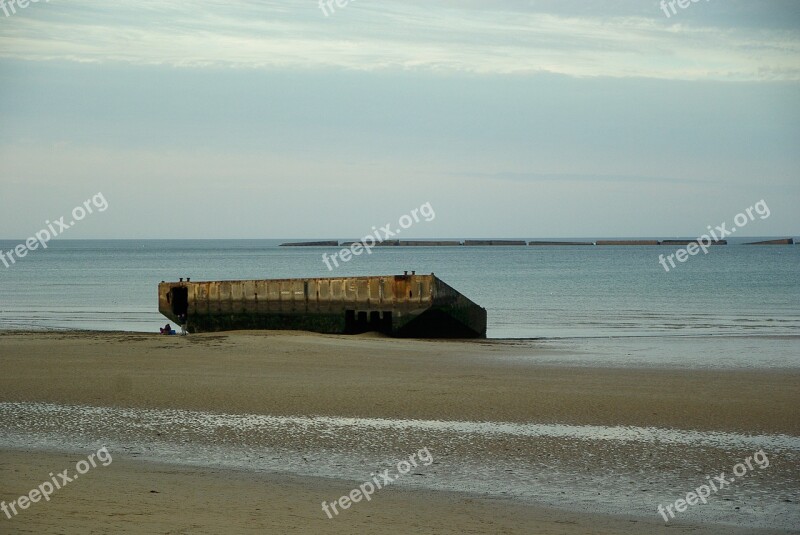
[0,0,798,80]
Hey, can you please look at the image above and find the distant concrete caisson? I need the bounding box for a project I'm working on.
[158,273,487,338]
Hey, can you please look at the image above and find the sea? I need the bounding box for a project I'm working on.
[1,238,799,368]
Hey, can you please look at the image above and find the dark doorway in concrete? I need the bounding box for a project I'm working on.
[170,287,189,316]
[345,310,392,334]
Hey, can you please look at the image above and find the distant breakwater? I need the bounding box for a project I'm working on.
[280,238,795,247]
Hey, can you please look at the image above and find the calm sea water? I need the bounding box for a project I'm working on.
[1,239,798,345]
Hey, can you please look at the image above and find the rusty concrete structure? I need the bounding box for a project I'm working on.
[596,240,659,246]
[660,240,727,246]
[528,241,594,246]
[158,273,487,338]
[464,240,527,246]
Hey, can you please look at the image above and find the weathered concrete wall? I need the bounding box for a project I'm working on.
[398,241,462,246]
[464,240,527,246]
[528,241,594,246]
[279,241,339,247]
[375,241,462,246]
[158,274,486,338]
[596,240,659,246]
[660,240,727,246]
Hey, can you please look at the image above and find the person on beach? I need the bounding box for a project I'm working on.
[178,313,188,336]
[160,324,175,335]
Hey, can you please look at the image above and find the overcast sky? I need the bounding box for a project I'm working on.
[1,0,798,239]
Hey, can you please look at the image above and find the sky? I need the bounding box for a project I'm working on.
[0,0,798,239]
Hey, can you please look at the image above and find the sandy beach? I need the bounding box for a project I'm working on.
[1,331,799,534]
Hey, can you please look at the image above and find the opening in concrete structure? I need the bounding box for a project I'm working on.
[345,310,391,334]
[170,287,189,316]
[381,311,392,332]
[345,309,370,333]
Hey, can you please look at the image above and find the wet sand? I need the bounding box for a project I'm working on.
[1,331,799,534]
[2,450,790,535]
[0,331,797,433]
